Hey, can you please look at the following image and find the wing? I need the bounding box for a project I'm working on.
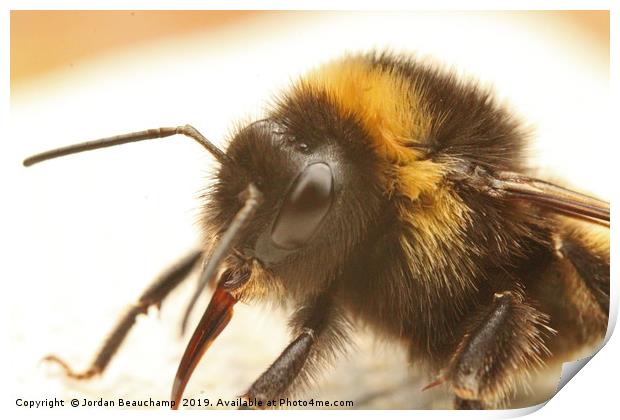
[454,166,610,227]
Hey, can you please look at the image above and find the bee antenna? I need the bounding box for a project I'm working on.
[180,183,263,334]
[22,124,231,167]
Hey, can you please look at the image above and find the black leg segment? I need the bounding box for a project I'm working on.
[239,293,350,409]
[242,329,315,407]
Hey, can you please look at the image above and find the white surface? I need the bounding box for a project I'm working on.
[4,9,615,417]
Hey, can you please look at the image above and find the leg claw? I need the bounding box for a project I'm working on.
[41,354,99,380]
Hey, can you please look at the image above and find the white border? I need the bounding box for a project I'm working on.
[3,2,617,420]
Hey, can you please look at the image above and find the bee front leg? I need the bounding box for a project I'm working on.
[43,248,202,379]
[441,290,553,409]
[240,328,316,409]
[240,295,349,409]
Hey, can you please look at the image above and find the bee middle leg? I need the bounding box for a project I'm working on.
[442,290,553,409]
[44,248,202,379]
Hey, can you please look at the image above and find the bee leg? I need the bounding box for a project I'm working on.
[240,295,349,409]
[239,328,316,409]
[443,290,552,409]
[43,248,203,379]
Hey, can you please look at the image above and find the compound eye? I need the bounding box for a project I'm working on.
[271,163,334,250]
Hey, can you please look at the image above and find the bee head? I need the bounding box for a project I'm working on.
[206,108,384,295]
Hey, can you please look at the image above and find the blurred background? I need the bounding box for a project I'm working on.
[8,10,610,410]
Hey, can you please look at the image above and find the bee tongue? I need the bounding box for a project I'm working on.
[171,285,237,409]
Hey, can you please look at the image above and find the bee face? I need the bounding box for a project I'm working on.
[206,105,384,291]
[226,119,340,266]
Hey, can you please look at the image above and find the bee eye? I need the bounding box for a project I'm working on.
[271,162,334,250]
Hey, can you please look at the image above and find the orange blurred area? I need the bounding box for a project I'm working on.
[11,10,609,89]
[10,10,257,85]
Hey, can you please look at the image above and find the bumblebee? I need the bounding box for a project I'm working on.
[24,51,610,409]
